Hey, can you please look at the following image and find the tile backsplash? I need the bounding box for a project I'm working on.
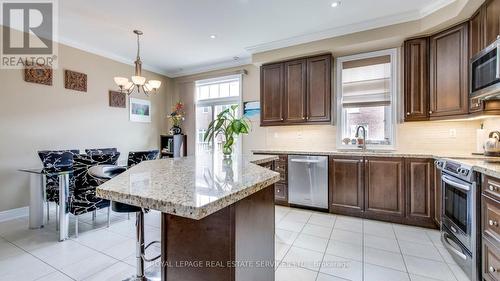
[244,118,500,155]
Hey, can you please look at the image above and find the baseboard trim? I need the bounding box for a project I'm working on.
[0,206,28,223]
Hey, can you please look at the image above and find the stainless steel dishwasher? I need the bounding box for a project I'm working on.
[288,155,328,209]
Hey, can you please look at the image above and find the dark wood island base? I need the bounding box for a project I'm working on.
[161,185,275,281]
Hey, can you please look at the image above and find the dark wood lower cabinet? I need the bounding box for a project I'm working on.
[405,158,435,228]
[364,157,405,223]
[329,156,364,217]
[161,186,275,281]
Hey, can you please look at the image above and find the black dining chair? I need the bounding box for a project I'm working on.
[71,153,116,237]
[127,150,160,168]
[37,149,79,224]
[85,148,118,156]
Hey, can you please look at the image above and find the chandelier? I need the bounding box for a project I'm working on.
[113,30,161,96]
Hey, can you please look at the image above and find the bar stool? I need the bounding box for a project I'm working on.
[89,165,160,281]
[113,203,161,281]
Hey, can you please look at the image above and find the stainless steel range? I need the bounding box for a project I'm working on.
[435,159,480,281]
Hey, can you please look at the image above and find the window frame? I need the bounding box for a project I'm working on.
[194,74,243,154]
[335,48,399,150]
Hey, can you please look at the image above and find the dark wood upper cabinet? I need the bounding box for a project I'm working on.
[404,38,430,121]
[405,158,435,228]
[364,157,405,223]
[284,59,307,123]
[470,8,485,58]
[260,63,284,125]
[429,23,469,118]
[485,0,500,47]
[329,156,364,217]
[260,54,331,126]
[306,55,332,123]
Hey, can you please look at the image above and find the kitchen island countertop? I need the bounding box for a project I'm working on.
[96,152,280,220]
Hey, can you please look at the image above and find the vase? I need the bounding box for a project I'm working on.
[173,134,184,158]
[222,146,232,158]
[170,125,182,135]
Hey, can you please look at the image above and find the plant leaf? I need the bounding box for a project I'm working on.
[214,119,225,131]
[231,104,238,111]
[231,120,242,133]
[225,136,234,147]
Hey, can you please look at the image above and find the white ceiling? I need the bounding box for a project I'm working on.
[58,0,456,77]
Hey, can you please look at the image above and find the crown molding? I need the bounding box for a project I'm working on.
[58,37,173,77]
[245,0,456,54]
[168,57,252,78]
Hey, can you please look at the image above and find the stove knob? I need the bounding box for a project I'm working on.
[489,220,498,227]
[489,266,497,273]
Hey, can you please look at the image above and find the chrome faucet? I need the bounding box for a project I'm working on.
[355,125,367,151]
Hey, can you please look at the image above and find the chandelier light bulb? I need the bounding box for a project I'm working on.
[131,75,146,86]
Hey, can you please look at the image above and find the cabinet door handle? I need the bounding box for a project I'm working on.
[429,111,433,114]
[489,185,498,192]
[406,112,410,116]
[489,266,497,273]
[280,118,284,121]
[489,219,498,227]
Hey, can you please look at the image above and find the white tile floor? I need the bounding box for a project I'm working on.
[0,204,471,281]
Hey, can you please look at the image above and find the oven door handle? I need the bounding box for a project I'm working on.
[442,175,471,191]
[442,233,468,261]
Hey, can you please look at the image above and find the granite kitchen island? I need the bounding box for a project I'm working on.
[96,152,280,281]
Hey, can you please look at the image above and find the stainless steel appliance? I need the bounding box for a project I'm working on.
[435,159,480,281]
[288,155,328,209]
[484,131,500,156]
[470,37,500,100]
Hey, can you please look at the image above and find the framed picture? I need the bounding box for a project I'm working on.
[130,98,151,123]
[109,90,126,108]
[243,101,260,119]
[24,64,53,85]
[64,70,87,92]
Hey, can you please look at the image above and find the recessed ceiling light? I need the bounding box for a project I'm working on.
[210,35,217,39]
[331,1,341,8]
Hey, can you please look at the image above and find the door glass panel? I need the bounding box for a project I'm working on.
[443,182,468,233]
[195,106,213,153]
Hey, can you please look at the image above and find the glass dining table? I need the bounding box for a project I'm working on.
[18,168,72,241]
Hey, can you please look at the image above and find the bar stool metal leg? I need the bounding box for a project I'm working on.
[46,202,50,222]
[75,215,79,238]
[107,206,111,228]
[123,210,160,281]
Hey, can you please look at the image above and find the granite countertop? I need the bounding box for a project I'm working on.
[252,148,500,178]
[252,148,500,160]
[96,152,280,220]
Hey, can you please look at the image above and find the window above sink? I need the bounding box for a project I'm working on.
[336,48,398,150]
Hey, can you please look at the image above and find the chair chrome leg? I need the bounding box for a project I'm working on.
[107,207,111,228]
[55,204,59,231]
[46,202,50,222]
[92,210,96,221]
[128,213,130,220]
[75,215,79,238]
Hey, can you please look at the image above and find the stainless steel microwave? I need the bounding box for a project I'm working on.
[470,37,500,100]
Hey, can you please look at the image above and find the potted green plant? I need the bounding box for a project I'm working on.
[204,105,250,157]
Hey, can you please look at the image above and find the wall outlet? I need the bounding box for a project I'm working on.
[449,129,457,138]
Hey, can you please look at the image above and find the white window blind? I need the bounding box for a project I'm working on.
[341,55,391,108]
